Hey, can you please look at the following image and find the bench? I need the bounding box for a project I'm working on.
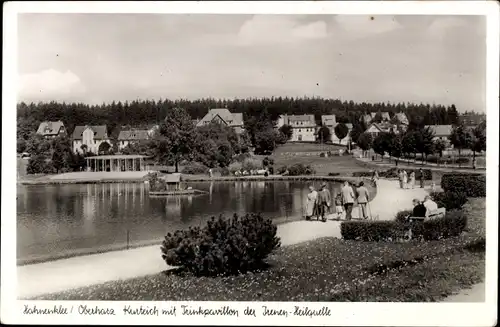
[406,208,446,239]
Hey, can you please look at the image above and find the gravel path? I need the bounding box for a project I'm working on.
[441,282,485,302]
[17,179,428,299]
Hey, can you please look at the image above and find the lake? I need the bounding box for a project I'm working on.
[17,180,349,263]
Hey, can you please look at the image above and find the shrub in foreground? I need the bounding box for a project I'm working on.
[431,191,468,210]
[394,210,413,224]
[161,213,281,277]
[441,173,486,198]
[412,210,468,241]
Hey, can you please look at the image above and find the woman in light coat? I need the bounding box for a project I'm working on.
[305,185,318,221]
[409,171,416,189]
[402,170,408,189]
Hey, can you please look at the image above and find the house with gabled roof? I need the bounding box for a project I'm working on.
[36,121,67,139]
[425,125,453,146]
[365,122,399,139]
[394,112,409,125]
[196,108,244,134]
[117,129,151,151]
[72,125,110,154]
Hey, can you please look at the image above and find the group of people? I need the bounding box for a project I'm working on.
[411,195,439,218]
[397,168,425,189]
[305,180,371,222]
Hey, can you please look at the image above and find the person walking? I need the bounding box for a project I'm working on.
[398,170,404,189]
[356,181,370,219]
[341,181,355,220]
[402,170,408,189]
[409,171,416,189]
[371,169,379,187]
[208,168,213,178]
[305,185,318,221]
[316,183,331,222]
[334,192,345,220]
[418,168,425,188]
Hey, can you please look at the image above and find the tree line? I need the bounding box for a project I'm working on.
[353,121,486,169]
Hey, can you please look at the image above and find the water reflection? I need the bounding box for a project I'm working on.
[16,181,344,261]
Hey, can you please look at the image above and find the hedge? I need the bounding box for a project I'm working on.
[412,210,468,241]
[431,191,468,210]
[441,173,486,197]
[340,221,405,242]
[277,163,315,176]
[341,210,467,242]
[161,213,281,277]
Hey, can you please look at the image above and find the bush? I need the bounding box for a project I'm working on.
[351,171,372,177]
[182,163,209,175]
[340,221,405,242]
[328,172,340,176]
[431,191,468,210]
[412,210,467,241]
[228,161,243,174]
[241,158,262,171]
[319,152,326,157]
[161,214,281,277]
[233,153,252,163]
[287,163,315,176]
[441,173,486,198]
[218,167,230,177]
[394,210,413,224]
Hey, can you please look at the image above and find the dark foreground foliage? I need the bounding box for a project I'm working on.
[441,173,486,197]
[161,214,281,277]
[32,235,484,301]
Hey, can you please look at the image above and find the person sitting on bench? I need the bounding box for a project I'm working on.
[412,198,427,218]
[423,195,439,217]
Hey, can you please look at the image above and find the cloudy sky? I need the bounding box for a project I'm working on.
[17,14,486,112]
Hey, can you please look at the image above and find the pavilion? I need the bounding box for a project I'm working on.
[85,155,150,172]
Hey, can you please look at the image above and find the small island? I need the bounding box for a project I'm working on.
[147,172,206,196]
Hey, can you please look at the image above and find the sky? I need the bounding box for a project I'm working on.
[17,14,486,112]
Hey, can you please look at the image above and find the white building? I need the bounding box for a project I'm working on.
[425,125,453,146]
[279,114,316,142]
[365,122,399,139]
[196,108,244,134]
[72,125,111,154]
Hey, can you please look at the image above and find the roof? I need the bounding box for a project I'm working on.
[283,114,316,127]
[72,125,108,140]
[36,121,65,136]
[394,112,409,124]
[425,125,453,137]
[118,130,150,141]
[196,109,244,127]
[321,115,336,127]
[370,112,391,120]
[85,154,150,160]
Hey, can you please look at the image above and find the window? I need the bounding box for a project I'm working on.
[299,129,302,132]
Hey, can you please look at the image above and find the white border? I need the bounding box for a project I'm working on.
[2,1,498,326]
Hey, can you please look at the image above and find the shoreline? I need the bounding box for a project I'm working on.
[19,174,367,185]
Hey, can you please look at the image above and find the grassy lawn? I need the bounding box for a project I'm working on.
[270,154,371,176]
[32,199,484,302]
[273,142,346,154]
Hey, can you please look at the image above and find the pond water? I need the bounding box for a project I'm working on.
[17,181,350,262]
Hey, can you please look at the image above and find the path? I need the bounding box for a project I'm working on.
[441,282,485,302]
[17,179,428,299]
[354,155,486,174]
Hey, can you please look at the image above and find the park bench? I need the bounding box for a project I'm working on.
[406,208,446,240]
